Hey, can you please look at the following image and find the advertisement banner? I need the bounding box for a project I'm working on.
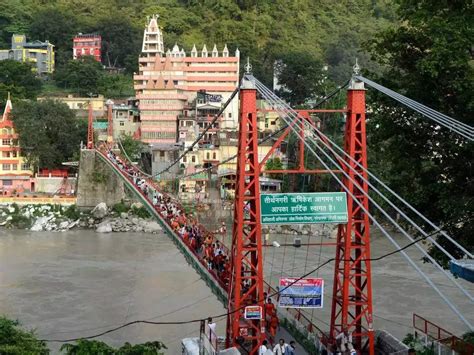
[244,305,263,320]
[278,278,324,308]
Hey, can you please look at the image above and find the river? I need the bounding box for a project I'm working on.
[0,229,225,354]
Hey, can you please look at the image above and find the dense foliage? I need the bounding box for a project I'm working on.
[0,316,166,354]
[10,100,87,169]
[0,316,49,354]
[366,0,474,261]
[0,0,396,82]
[0,60,42,107]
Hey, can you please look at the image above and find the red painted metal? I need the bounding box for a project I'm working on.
[226,81,265,354]
[330,83,374,354]
[87,102,94,149]
[107,103,113,146]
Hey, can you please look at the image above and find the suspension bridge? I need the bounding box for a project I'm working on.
[82,62,473,354]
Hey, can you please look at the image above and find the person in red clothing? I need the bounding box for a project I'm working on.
[269,314,279,342]
[264,298,276,324]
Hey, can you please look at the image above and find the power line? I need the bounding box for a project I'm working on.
[40,230,445,343]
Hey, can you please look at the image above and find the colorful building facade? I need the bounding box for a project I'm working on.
[134,15,240,144]
[0,97,33,194]
[0,34,55,75]
[73,34,102,62]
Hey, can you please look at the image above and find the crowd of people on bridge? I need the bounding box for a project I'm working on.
[105,149,299,352]
[105,149,231,288]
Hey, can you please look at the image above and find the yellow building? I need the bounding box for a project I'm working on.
[38,95,105,119]
[0,34,55,75]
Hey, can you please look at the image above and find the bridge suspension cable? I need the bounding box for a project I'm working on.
[355,76,474,141]
[153,87,240,178]
[253,75,473,260]
[254,77,474,296]
[252,76,474,329]
[174,80,350,180]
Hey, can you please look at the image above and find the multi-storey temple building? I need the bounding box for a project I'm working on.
[133,15,240,144]
[0,95,33,194]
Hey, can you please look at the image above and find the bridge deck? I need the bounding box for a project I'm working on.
[95,149,322,353]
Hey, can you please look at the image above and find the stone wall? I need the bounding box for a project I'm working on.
[35,176,77,194]
[76,149,126,208]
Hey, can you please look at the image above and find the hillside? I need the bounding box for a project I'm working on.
[0,0,397,84]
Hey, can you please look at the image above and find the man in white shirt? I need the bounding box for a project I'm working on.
[259,339,269,355]
[335,328,353,353]
[273,338,289,355]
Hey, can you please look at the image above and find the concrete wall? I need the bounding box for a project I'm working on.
[76,149,126,209]
[35,176,77,194]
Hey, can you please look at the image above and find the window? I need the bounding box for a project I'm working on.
[206,152,210,160]
[12,164,17,170]
[22,163,30,170]
[2,164,10,171]
[228,112,232,118]
[2,152,9,158]
[119,121,125,126]
[3,180,12,186]
[192,156,196,163]
[183,156,187,163]
[2,139,11,146]
[160,151,165,157]
[12,151,17,157]
[213,152,217,159]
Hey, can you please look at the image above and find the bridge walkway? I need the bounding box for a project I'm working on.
[95,148,320,354]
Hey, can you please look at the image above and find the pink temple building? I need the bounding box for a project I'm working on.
[133,15,240,144]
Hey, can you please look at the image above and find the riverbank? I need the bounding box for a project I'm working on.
[0,201,162,234]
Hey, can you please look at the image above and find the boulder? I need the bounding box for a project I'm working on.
[30,216,53,231]
[58,221,69,230]
[96,221,112,233]
[120,212,128,219]
[92,203,108,219]
[131,202,143,210]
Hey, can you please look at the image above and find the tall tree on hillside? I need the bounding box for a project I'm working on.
[11,100,87,169]
[28,7,79,67]
[0,60,42,107]
[367,0,474,264]
[274,51,326,106]
[54,56,104,96]
[0,316,48,354]
[93,16,141,72]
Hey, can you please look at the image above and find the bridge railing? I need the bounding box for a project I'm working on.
[97,147,326,349]
[413,313,474,354]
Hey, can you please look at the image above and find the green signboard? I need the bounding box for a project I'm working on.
[260,192,348,224]
[93,122,108,130]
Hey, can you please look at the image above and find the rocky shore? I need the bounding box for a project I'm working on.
[0,202,162,234]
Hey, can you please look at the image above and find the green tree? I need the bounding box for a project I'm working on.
[98,74,134,98]
[275,51,326,106]
[11,100,87,169]
[28,7,79,67]
[119,134,143,161]
[264,157,283,180]
[54,57,104,96]
[367,0,474,264]
[0,60,42,107]
[0,316,49,354]
[60,339,166,355]
[92,16,141,72]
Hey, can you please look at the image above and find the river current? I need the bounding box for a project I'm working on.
[0,229,225,354]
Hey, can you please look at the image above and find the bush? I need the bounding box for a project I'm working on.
[130,205,150,219]
[113,201,130,214]
[8,215,32,229]
[64,205,81,220]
